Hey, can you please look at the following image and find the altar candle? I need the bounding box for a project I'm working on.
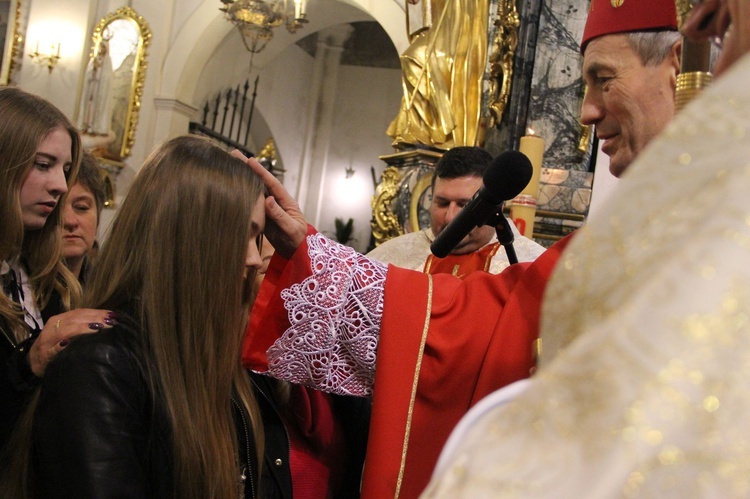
[519,133,544,197]
[510,133,545,237]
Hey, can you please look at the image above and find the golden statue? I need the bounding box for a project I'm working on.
[387,0,490,150]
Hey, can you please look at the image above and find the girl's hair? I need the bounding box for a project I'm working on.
[85,135,264,498]
[0,87,82,343]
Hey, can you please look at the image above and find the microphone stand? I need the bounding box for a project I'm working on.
[486,209,518,265]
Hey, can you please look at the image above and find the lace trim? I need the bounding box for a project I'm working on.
[267,234,387,396]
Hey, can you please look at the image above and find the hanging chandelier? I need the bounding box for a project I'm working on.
[220,0,309,54]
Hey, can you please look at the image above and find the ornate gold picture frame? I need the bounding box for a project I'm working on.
[0,0,26,86]
[77,6,151,161]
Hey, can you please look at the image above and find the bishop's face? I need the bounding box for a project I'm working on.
[581,34,679,178]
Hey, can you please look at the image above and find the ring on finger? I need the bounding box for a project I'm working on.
[55,319,62,330]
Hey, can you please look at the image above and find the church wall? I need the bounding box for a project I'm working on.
[188,24,401,254]
[318,63,402,253]
[168,0,203,46]
[16,0,94,118]
[246,43,317,193]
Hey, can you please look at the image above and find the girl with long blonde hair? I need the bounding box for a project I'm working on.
[32,135,266,498]
[0,87,114,464]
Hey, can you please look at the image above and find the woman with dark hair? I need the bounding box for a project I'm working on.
[0,87,114,463]
[32,136,267,498]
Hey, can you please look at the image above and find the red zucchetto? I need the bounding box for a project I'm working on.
[581,0,678,53]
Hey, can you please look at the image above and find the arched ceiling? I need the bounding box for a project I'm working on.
[160,0,407,104]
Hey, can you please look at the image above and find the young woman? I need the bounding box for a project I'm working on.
[32,136,266,498]
[61,151,106,283]
[0,87,114,460]
[244,236,371,498]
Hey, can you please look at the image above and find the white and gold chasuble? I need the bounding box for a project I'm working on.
[423,52,750,498]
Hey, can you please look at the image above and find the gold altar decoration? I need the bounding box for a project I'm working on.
[371,148,443,246]
[674,0,692,25]
[79,7,151,161]
[256,137,287,179]
[578,87,593,153]
[220,0,308,54]
[97,157,121,208]
[387,0,501,150]
[674,0,712,112]
[371,166,403,245]
[486,0,520,127]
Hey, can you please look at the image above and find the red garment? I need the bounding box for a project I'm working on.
[423,242,501,277]
[243,230,574,498]
[283,385,346,499]
[581,0,678,52]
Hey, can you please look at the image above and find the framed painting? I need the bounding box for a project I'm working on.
[0,0,25,86]
[77,6,151,161]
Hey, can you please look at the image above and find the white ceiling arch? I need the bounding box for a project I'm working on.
[160,0,408,105]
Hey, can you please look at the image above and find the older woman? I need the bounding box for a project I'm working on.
[61,151,106,283]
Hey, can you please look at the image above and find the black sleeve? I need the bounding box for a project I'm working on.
[33,331,158,498]
[7,335,40,390]
[0,291,65,454]
[0,334,39,458]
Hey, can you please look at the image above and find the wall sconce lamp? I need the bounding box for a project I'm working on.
[345,164,355,179]
[28,41,62,73]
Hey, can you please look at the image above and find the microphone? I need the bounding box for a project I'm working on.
[430,150,533,258]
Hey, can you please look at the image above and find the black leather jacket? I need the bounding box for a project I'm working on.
[0,292,63,464]
[250,372,371,498]
[32,319,259,498]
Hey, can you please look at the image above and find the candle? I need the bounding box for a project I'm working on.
[518,134,544,197]
[510,133,545,237]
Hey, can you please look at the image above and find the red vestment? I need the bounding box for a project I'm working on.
[243,230,573,498]
[423,242,501,277]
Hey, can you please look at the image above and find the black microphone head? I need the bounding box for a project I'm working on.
[482,150,534,203]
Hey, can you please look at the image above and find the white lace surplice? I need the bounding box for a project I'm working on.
[266,234,388,397]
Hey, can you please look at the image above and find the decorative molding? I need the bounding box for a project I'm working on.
[154,97,199,116]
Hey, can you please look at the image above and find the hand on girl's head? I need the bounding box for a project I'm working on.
[230,150,308,259]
